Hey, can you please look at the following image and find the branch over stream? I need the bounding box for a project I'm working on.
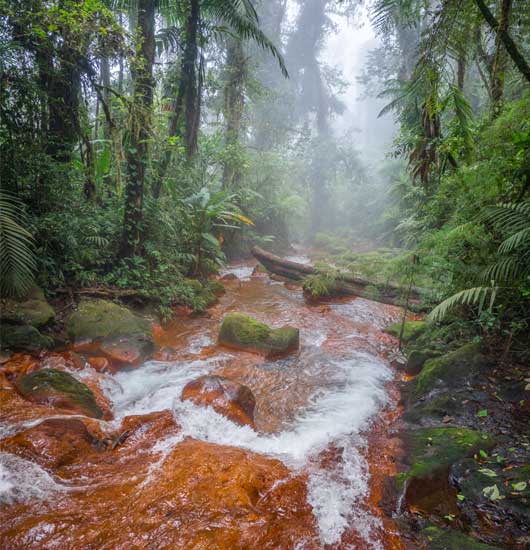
[251,246,423,308]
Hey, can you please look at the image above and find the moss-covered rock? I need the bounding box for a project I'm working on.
[66,300,153,364]
[1,286,55,329]
[219,313,299,358]
[397,427,495,488]
[413,342,493,398]
[421,525,500,549]
[1,298,55,328]
[66,299,151,343]
[406,349,442,375]
[384,320,426,343]
[14,368,103,418]
[0,324,53,351]
[402,395,463,424]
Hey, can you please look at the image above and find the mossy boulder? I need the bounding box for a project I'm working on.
[421,525,500,549]
[66,299,153,365]
[384,320,426,343]
[397,427,495,488]
[1,286,55,328]
[219,313,299,358]
[413,342,493,398]
[66,299,151,342]
[0,324,53,351]
[385,427,496,516]
[14,368,103,418]
[406,349,442,375]
[402,395,463,425]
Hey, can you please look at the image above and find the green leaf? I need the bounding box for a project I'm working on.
[512,482,527,491]
[477,409,488,417]
[478,468,497,478]
[483,484,503,500]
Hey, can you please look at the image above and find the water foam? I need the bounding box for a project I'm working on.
[107,349,391,546]
[0,452,65,504]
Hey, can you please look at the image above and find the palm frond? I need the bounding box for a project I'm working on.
[0,192,36,297]
[498,226,530,254]
[204,0,288,78]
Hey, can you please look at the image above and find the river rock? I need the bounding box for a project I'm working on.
[66,299,154,365]
[14,368,104,418]
[0,417,108,469]
[385,427,495,516]
[0,286,55,328]
[0,438,317,548]
[218,312,299,358]
[0,324,53,352]
[181,375,256,427]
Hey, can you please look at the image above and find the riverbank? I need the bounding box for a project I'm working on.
[385,321,530,549]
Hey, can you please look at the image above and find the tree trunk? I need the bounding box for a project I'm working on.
[491,0,512,116]
[474,0,530,84]
[119,0,155,259]
[251,246,423,307]
[100,54,111,140]
[222,38,247,189]
[154,0,200,197]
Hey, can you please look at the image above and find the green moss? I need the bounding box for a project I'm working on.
[396,427,495,488]
[15,368,103,418]
[403,395,462,423]
[414,342,492,397]
[1,298,55,327]
[422,525,500,549]
[218,313,299,357]
[0,324,53,351]
[407,349,442,374]
[384,320,426,343]
[66,299,151,343]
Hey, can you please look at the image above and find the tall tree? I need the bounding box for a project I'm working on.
[490,0,512,115]
[222,37,247,189]
[119,0,155,258]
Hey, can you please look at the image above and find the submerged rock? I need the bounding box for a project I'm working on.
[181,375,256,427]
[218,312,299,358]
[0,438,317,549]
[14,368,103,418]
[66,299,153,365]
[0,417,108,469]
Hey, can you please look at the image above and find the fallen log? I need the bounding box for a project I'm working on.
[251,246,423,308]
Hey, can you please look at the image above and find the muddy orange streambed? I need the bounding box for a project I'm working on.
[0,258,408,549]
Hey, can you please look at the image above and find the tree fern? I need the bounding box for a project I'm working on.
[429,201,530,321]
[0,192,36,297]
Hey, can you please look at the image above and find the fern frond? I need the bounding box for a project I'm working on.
[428,286,496,322]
